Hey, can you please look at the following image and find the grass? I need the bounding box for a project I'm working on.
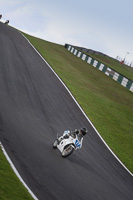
[0,29,133,200]
[0,146,33,200]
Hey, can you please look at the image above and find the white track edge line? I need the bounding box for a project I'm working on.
[0,142,39,200]
[21,32,133,177]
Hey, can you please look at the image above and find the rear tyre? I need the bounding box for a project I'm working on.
[62,145,74,157]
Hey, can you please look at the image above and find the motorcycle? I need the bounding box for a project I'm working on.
[53,130,82,157]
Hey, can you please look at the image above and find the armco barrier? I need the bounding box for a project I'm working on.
[65,44,133,93]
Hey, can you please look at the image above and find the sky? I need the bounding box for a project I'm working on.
[0,0,133,65]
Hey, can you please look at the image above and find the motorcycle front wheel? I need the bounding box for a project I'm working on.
[62,145,74,157]
[53,140,58,149]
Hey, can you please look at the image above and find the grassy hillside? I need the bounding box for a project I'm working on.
[22,32,133,173]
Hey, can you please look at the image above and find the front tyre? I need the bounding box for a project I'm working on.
[62,145,74,157]
[53,140,58,149]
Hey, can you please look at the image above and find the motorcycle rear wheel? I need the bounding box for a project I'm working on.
[62,145,74,157]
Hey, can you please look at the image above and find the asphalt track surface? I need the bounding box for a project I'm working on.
[0,22,133,200]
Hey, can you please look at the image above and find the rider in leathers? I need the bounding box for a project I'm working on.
[58,127,88,147]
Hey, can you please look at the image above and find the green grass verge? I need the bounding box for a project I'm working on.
[22,32,133,173]
[0,146,33,200]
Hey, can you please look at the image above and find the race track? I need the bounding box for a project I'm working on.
[0,22,133,200]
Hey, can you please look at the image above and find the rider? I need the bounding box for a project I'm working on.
[57,127,88,147]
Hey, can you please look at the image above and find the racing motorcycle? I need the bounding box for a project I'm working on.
[52,130,82,157]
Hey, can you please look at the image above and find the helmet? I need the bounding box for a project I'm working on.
[80,127,88,136]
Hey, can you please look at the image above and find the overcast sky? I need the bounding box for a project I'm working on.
[1,0,133,64]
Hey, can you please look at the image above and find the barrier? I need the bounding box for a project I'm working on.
[65,44,133,92]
